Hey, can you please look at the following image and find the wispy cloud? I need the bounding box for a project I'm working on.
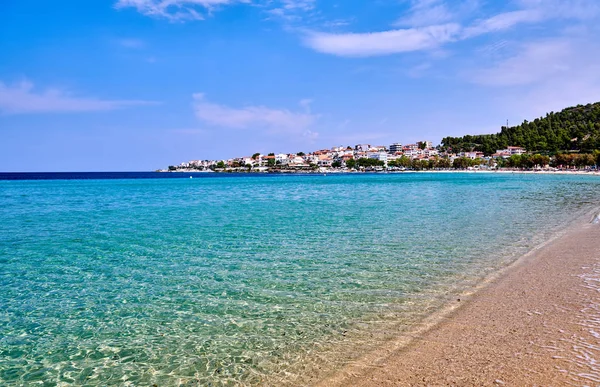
[302,129,319,141]
[170,128,207,135]
[303,0,600,57]
[115,0,250,21]
[275,0,315,13]
[407,62,432,78]
[115,0,317,21]
[464,0,600,38]
[266,0,316,22]
[470,39,572,86]
[118,38,146,49]
[394,0,455,28]
[192,93,317,131]
[0,80,157,115]
[303,23,461,57]
[463,9,543,38]
[469,32,600,118]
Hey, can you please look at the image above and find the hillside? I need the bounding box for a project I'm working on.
[441,102,600,155]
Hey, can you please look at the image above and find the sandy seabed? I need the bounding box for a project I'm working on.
[318,211,600,386]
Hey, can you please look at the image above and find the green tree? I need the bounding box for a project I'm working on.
[398,156,412,168]
[577,154,596,167]
[440,102,600,155]
[345,159,357,169]
[252,153,260,160]
[356,158,384,168]
[531,154,550,168]
[452,157,472,169]
[331,160,342,168]
[215,161,226,169]
[506,155,522,168]
[438,158,451,169]
[297,152,305,156]
[411,159,424,170]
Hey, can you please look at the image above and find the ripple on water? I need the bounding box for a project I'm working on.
[1,174,600,385]
[561,265,600,385]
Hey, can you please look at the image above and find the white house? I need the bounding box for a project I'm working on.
[367,152,388,164]
[496,146,526,155]
[275,153,289,164]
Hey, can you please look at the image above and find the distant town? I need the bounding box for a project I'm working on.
[162,141,539,173]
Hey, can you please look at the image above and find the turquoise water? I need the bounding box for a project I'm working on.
[1,173,599,386]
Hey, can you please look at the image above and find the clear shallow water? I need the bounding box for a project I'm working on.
[1,173,599,386]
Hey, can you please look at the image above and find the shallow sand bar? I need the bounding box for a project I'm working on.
[320,215,600,386]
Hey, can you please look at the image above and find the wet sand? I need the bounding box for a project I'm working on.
[319,213,600,386]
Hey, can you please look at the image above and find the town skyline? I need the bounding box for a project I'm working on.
[166,140,528,172]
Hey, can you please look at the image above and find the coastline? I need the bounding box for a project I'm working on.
[318,210,600,386]
[164,169,600,176]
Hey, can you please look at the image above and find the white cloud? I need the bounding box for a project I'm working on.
[171,128,207,135]
[464,0,600,38]
[408,62,432,78]
[303,23,461,57]
[302,0,600,57]
[394,0,483,29]
[394,0,455,28]
[299,98,313,112]
[302,129,319,141]
[0,80,157,115]
[470,39,572,86]
[115,0,250,21]
[192,93,317,131]
[469,34,600,118]
[278,0,315,12]
[463,9,543,38]
[270,0,315,16]
[516,0,600,19]
[116,0,316,21]
[118,38,146,49]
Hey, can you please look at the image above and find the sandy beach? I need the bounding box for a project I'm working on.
[319,212,600,386]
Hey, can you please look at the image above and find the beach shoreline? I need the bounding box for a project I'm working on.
[164,169,600,177]
[318,210,600,386]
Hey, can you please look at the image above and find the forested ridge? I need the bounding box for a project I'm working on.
[441,102,600,155]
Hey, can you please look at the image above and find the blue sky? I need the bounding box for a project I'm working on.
[1,0,600,171]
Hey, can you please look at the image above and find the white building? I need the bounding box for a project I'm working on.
[317,155,333,167]
[368,152,388,164]
[496,146,526,155]
[275,153,289,164]
[355,144,371,152]
[461,151,485,160]
[389,143,403,153]
[404,149,422,159]
[423,149,438,157]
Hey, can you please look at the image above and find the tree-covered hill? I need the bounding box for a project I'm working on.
[441,102,600,155]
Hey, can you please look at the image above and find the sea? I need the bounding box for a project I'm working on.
[1,172,599,386]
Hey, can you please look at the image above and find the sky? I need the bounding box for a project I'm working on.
[1,0,600,171]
